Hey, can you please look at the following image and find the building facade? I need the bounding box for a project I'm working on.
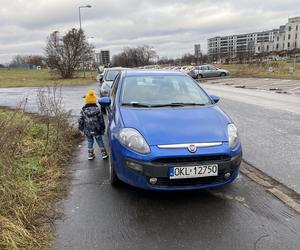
[194,44,201,58]
[208,17,300,62]
[96,50,110,66]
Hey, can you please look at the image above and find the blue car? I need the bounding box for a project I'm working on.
[99,70,242,190]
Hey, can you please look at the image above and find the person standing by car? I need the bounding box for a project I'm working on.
[78,90,108,160]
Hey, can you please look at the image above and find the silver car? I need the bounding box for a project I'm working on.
[100,67,125,97]
[189,65,229,79]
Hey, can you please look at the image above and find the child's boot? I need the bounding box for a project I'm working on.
[88,149,95,160]
[101,148,108,159]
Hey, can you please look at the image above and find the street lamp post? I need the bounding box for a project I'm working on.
[78,5,92,30]
[78,5,92,78]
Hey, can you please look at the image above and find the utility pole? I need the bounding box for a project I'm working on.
[78,5,92,78]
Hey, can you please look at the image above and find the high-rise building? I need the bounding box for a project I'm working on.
[207,17,300,62]
[194,44,201,58]
[96,50,110,65]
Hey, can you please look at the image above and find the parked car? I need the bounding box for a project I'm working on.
[188,65,229,79]
[99,70,242,190]
[99,67,125,97]
[96,68,107,83]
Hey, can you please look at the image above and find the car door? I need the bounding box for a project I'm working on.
[107,74,121,140]
[201,66,210,77]
[208,65,219,77]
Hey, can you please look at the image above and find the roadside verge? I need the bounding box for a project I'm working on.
[0,106,81,249]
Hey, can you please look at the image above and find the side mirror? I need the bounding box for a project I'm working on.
[98,97,111,106]
[210,95,220,103]
[99,76,103,83]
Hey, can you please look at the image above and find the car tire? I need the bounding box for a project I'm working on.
[109,147,121,187]
[197,74,203,79]
[220,72,226,77]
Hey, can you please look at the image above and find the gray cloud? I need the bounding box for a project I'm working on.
[1,0,300,63]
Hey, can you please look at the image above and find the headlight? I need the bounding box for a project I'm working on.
[118,128,150,154]
[228,123,239,149]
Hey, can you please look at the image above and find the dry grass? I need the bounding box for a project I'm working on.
[0,68,96,88]
[0,88,81,249]
[221,61,300,80]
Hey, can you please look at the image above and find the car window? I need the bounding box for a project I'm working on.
[202,66,209,70]
[111,73,121,99]
[121,75,210,106]
[208,65,217,70]
[105,70,121,81]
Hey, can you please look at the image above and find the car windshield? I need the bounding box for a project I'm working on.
[121,75,211,107]
[105,70,121,81]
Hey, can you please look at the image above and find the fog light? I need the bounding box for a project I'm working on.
[126,161,143,172]
[224,172,231,179]
[149,177,157,185]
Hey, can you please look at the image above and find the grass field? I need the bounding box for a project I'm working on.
[0,68,96,88]
[220,61,300,80]
[0,108,81,249]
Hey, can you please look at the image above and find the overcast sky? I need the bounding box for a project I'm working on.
[1,0,300,63]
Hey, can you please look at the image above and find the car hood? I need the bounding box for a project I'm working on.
[120,106,231,146]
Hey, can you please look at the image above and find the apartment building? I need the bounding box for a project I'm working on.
[95,50,110,66]
[208,16,300,62]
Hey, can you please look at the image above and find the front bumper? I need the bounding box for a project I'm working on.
[111,140,242,190]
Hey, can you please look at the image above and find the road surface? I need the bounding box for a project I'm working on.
[201,83,300,194]
[54,142,300,250]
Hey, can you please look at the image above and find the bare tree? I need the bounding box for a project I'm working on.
[112,45,157,67]
[10,55,28,65]
[45,28,94,78]
[180,53,196,65]
[10,55,46,66]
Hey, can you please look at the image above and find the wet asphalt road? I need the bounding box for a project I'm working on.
[0,82,299,249]
[54,142,300,250]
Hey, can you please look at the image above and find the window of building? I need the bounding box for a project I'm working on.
[258,46,260,51]
[288,42,290,48]
[288,34,291,39]
[296,33,298,39]
[276,44,279,49]
[297,25,298,31]
[289,26,292,31]
[277,37,279,41]
[295,42,297,48]
[266,45,269,51]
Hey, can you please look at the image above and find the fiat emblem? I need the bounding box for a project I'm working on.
[188,144,197,153]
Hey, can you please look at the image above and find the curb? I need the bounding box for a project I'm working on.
[240,161,300,214]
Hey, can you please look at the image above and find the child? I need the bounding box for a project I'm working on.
[78,90,108,160]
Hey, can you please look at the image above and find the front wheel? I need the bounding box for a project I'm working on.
[109,147,121,187]
[220,72,226,77]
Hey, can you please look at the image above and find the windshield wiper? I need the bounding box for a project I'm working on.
[151,102,207,107]
[122,102,152,108]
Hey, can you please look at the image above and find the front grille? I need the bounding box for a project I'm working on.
[152,171,233,187]
[152,155,230,164]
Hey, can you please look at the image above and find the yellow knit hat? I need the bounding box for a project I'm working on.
[85,90,97,104]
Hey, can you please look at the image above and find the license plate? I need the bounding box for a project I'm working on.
[169,164,218,179]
